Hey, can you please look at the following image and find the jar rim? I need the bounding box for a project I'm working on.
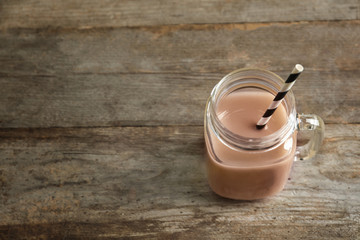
[207,68,297,150]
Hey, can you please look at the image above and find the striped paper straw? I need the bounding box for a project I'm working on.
[256,64,304,130]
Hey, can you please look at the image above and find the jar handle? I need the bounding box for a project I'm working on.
[296,113,325,160]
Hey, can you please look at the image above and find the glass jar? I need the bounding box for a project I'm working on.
[204,68,324,200]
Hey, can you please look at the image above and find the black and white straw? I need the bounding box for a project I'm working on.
[256,64,304,130]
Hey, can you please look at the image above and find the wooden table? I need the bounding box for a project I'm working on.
[0,1,359,239]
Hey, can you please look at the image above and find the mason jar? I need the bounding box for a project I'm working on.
[204,68,324,200]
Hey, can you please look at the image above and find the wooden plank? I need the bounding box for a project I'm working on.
[0,73,216,128]
[2,21,360,77]
[0,0,359,29]
[0,72,358,129]
[0,124,359,238]
[0,21,359,127]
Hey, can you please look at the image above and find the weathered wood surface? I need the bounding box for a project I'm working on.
[1,1,359,239]
[1,21,360,128]
[0,0,359,30]
[0,124,359,239]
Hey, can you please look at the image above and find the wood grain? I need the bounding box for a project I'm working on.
[1,21,359,128]
[0,124,359,239]
[0,0,359,30]
[1,1,359,238]
[2,21,360,75]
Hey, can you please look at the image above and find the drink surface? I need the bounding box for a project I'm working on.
[216,87,287,138]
